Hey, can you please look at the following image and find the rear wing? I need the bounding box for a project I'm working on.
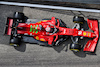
[4,17,14,35]
[83,19,99,52]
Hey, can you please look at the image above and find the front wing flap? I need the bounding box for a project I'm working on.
[83,19,99,52]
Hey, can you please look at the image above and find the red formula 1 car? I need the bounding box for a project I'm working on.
[4,12,99,52]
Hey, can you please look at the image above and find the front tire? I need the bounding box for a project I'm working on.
[73,16,84,24]
[70,43,81,52]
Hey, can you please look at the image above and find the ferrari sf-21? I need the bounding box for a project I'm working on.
[4,12,99,52]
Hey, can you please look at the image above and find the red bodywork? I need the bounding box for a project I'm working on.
[6,19,13,35]
[6,17,99,52]
[83,19,99,52]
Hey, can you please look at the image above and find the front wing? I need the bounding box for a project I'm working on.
[83,19,99,52]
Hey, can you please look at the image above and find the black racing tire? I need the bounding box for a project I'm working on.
[14,12,24,20]
[73,16,84,24]
[10,37,20,47]
[70,43,81,52]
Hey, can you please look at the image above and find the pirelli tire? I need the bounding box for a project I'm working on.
[70,43,81,52]
[73,16,84,24]
[14,12,25,19]
[10,37,20,47]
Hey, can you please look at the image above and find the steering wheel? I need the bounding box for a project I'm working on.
[46,24,57,35]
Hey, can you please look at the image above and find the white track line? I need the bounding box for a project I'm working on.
[0,1,100,13]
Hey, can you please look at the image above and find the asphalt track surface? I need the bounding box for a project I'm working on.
[0,5,100,67]
[2,0,100,9]
[43,0,100,4]
[2,0,100,4]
